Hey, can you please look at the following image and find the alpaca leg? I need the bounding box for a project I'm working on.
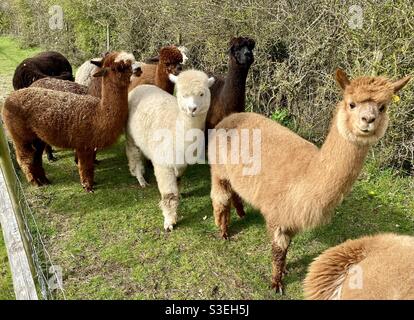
[126,138,148,187]
[175,167,186,193]
[271,227,291,294]
[153,165,179,231]
[75,149,99,165]
[211,175,232,239]
[32,139,50,185]
[76,149,95,193]
[14,141,42,186]
[45,144,57,162]
[231,192,246,218]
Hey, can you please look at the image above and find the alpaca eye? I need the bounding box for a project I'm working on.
[379,105,386,113]
[349,102,356,109]
[200,93,204,97]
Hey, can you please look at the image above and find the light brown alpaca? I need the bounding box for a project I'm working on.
[2,51,139,192]
[208,69,411,293]
[128,46,183,94]
[304,233,414,300]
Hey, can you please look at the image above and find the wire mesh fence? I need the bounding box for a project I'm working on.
[0,123,65,300]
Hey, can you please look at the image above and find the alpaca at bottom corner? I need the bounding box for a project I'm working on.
[304,233,414,300]
[126,70,215,231]
[208,69,411,293]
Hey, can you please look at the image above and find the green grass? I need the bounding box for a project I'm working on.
[0,36,413,300]
[19,140,413,300]
[0,36,39,75]
[0,36,40,300]
[0,234,14,300]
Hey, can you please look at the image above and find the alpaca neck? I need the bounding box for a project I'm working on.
[155,64,175,94]
[94,78,129,145]
[221,61,250,112]
[314,114,370,212]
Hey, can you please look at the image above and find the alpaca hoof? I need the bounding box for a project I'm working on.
[164,217,177,232]
[271,281,284,295]
[221,231,229,240]
[82,183,94,193]
[237,209,246,218]
[30,179,42,187]
[48,155,57,162]
[94,159,101,165]
[137,177,149,188]
[164,224,174,232]
[40,177,51,185]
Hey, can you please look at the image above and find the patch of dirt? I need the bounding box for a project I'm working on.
[0,74,12,106]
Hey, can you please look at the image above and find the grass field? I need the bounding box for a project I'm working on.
[0,36,413,300]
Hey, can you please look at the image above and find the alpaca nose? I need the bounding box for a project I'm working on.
[189,106,197,113]
[361,115,376,124]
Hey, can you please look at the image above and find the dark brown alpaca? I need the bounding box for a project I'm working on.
[128,46,183,94]
[3,51,139,192]
[206,37,255,130]
[12,51,74,90]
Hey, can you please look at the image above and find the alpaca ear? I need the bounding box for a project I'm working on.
[93,68,108,77]
[392,76,411,93]
[335,69,351,90]
[207,77,215,88]
[169,74,178,84]
[90,59,104,68]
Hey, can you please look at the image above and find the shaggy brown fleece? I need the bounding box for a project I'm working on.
[129,46,183,94]
[206,36,255,130]
[3,51,135,192]
[31,78,88,95]
[208,69,410,293]
[304,233,414,300]
[30,78,99,164]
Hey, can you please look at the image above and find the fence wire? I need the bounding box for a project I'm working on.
[3,138,66,300]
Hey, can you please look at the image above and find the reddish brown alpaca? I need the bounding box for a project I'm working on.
[3,51,138,192]
[206,37,255,130]
[128,46,183,94]
[30,78,100,164]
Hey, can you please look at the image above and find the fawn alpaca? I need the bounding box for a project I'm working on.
[208,69,411,293]
[304,233,414,300]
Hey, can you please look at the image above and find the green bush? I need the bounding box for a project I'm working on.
[3,0,413,173]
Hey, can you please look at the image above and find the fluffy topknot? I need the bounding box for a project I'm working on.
[159,46,183,65]
[345,77,395,104]
[229,36,256,50]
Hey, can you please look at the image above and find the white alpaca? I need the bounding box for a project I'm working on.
[75,58,101,87]
[127,70,215,231]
